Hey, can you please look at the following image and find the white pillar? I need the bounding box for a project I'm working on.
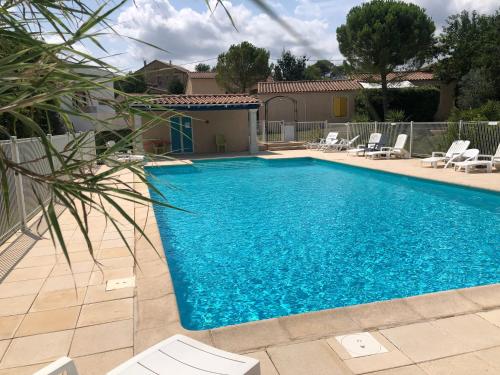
[249,109,258,154]
[132,114,144,154]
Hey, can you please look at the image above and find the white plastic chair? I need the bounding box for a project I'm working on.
[421,140,470,168]
[366,134,408,159]
[306,132,338,150]
[323,135,360,152]
[454,144,500,173]
[33,335,260,375]
[346,133,383,156]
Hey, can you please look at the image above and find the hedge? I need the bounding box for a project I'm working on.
[355,85,440,122]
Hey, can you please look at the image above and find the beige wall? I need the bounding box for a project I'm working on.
[138,61,188,93]
[186,78,226,94]
[257,91,357,123]
[141,109,249,154]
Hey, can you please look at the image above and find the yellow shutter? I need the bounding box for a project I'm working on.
[333,97,348,117]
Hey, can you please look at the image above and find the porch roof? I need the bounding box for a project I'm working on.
[131,94,260,111]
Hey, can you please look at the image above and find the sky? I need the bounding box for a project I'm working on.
[90,0,499,72]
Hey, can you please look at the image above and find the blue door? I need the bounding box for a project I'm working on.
[170,116,193,153]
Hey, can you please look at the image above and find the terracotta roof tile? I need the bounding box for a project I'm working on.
[257,80,362,94]
[352,71,435,81]
[134,94,259,107]
[188,72,217,79]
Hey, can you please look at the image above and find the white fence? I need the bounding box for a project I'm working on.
[258,120,500,157]
[0,131,96,244]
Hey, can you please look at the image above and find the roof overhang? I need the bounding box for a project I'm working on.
[131,103,260,111]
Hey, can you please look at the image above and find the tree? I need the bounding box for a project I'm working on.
[305,65,321,80]
[456,69,495,109]
[273,50,307,81]
[215,41,270,93]
[168,77,185,94]
[114,72,147,94]
[195,63,211,72]
[436,10,500,102]
[337,0,435,119]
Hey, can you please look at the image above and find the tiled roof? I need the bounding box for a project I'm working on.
[132,94,259,109]
[257,80,362,94]
[352,71,435,82]
[188,72,217,79]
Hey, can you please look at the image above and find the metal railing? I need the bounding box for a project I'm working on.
[258,120,500,157]
[0,131,96,244]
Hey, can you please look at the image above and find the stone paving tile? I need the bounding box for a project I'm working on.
[0,316,23,340]
[327,332,412,374]
[477,308,500,328]
[458,284,500,309]
[88,267,133,286]
[77,298,133,327]
[39,273,91,293]
[94,257,134,270]
[15,306,80,337]
[0,340,9,360]
[73,348,133,375]
[134,259,169,279]
[0,279,44,299]
[268,340,352,375]
[279,308,360,340]
[245,351,279,375]
[346,300,423,330]
[57,251,95,264]
[15,255,57,269]
[84,284,134,304]
[70,319,133,357]
[418,352,497,375]
[380,321,473,362]
[135,274,174,301]
[135,295,179,331]
[474,346,500,370]
[211,319,291,353]
[50,261,94,276]
[430,314,500,352]
[0,330,73,369]
[0,296,36,317]
[0,363,48,375]
[404,290,480,319]
[30,288,86,312]
[3,266,53,283]
[369,365,427,375]
[97,247,132,260]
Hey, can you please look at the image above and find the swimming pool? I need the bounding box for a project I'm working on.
[147,157,500,330]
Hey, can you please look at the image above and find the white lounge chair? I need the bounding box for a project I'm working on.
[346,133,383,156]
[421,140,470,168]
[34,334,260,375]
[306,132,338,150]
[323,135,360,152]
[366,134,409,159]
[454,144,500,173]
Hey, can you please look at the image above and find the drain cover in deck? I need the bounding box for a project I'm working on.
[335,332,388,358]
[106,276,135,291]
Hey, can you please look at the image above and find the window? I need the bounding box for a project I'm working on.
[333,96,348,117]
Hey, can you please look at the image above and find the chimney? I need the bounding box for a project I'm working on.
[169,60,172,65]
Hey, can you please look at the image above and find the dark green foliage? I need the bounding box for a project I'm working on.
[304,60,349,80]
[168,77,185,94]
[337,0,436,118]
[448,101,500,121]
[215,41,270,93]
[114,72,147,94]
[304,65,321,80]
[273,50,307,81]
[436,10,500,102]
[354,86,440,122]
[195,63,211,72]
[457,69,496,110]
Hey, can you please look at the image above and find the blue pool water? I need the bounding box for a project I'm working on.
[146,157,500,330]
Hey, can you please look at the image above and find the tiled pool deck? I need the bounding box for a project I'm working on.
[0,150,499,374]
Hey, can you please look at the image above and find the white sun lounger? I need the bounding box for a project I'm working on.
[454,144,500,173]
[346,133,383,156]
[366,134,409,159]
[323,135,360,152]
[420,140,470,168]
[306,132,338,150]
[34,335,260,375]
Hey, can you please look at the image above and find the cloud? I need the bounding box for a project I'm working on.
[114,0,340,71]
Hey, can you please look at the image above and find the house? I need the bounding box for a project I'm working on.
[131,94,260,154]
[63,67,127,132]
[136,60,190,94]
[257,71,454,122]
[185,72,227,94]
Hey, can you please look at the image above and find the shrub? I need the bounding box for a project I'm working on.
[385,109,406,122]
[354,86,440,121]
[448,100,500,121]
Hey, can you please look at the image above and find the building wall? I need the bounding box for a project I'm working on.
[138,60,189,94]
[141,109,249,154]
[186,78,226,94]
[257,91,357,123]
